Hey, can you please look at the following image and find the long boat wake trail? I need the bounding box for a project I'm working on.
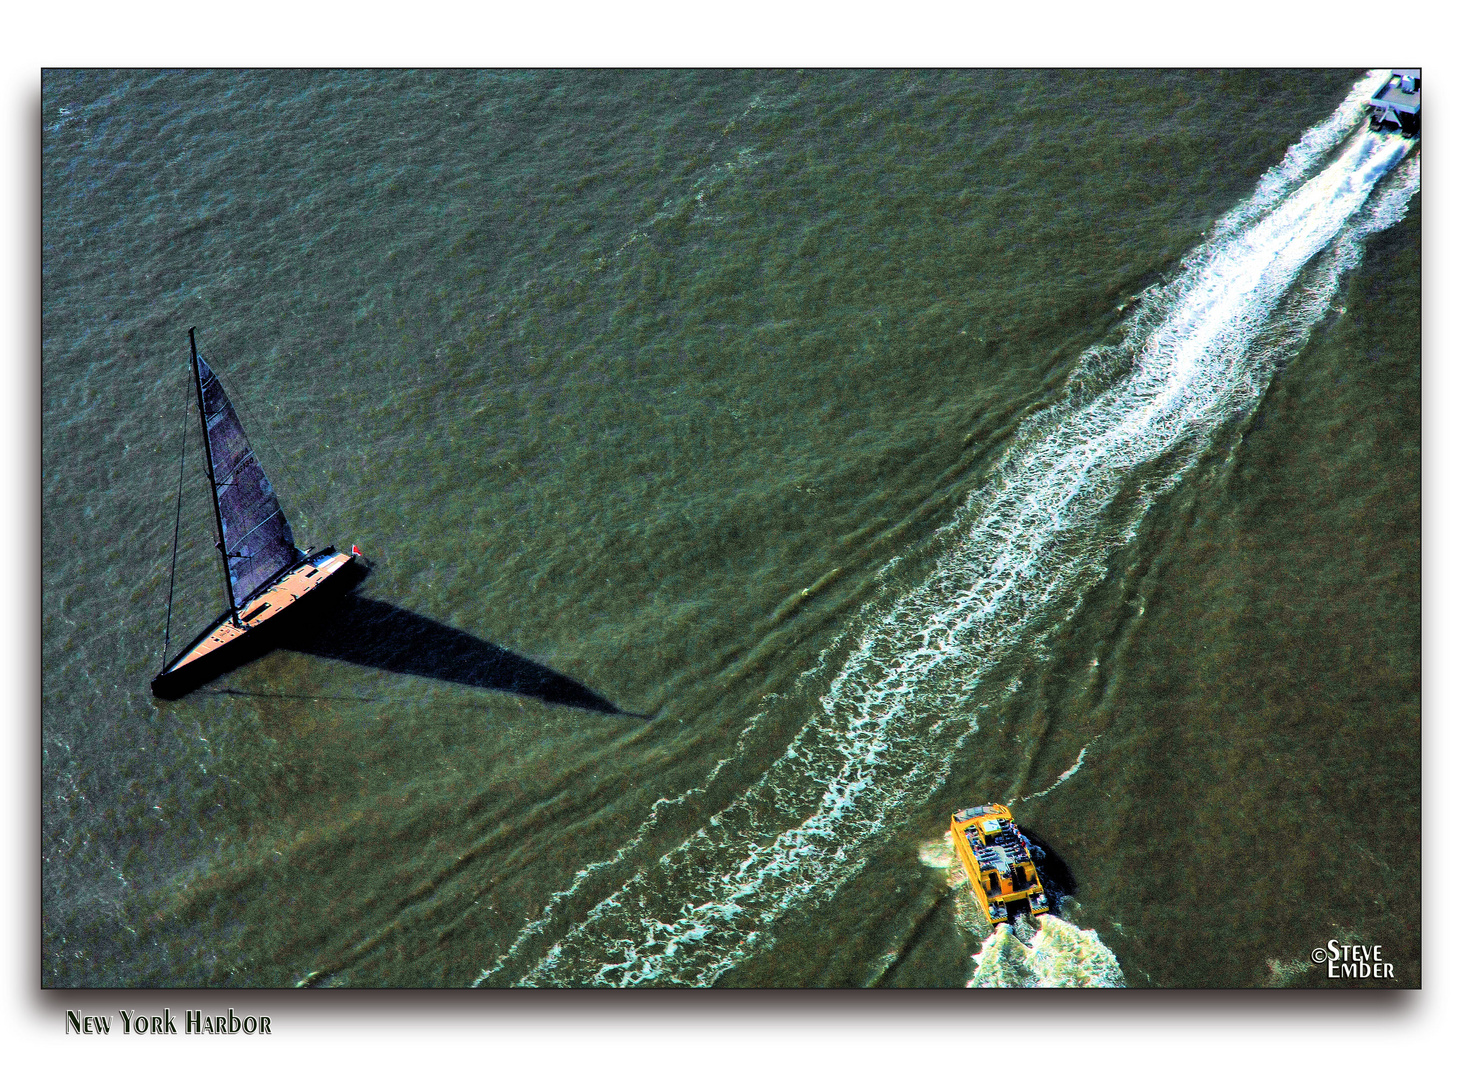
[475,75,1419,988]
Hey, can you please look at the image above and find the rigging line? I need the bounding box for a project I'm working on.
[161,367,192,661]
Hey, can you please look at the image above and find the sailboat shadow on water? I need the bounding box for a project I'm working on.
[274,589,634,716]
[171,567,635,716]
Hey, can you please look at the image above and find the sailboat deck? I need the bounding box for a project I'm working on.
[164,550,353,673]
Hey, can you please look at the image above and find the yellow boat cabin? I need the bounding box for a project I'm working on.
[950,803,1050,926]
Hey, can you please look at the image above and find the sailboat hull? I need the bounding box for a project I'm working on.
[151,549,357,699]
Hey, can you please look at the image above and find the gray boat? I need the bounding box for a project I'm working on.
[1369,69,1420,135]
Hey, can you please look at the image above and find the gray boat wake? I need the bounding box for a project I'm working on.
[476,73,1419,988]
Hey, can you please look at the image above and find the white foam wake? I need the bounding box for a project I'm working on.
[967,917,1126,988]
[478,81,1418,988]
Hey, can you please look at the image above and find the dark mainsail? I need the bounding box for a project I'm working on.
[195,351,299,605]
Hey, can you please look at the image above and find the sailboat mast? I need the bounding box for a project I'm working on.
[189,327,240,624]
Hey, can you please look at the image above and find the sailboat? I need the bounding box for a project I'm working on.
[151,328,358,699]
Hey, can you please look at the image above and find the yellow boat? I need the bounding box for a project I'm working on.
[950,803,1050,926]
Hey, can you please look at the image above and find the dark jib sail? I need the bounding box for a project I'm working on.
[196,352,299,604]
